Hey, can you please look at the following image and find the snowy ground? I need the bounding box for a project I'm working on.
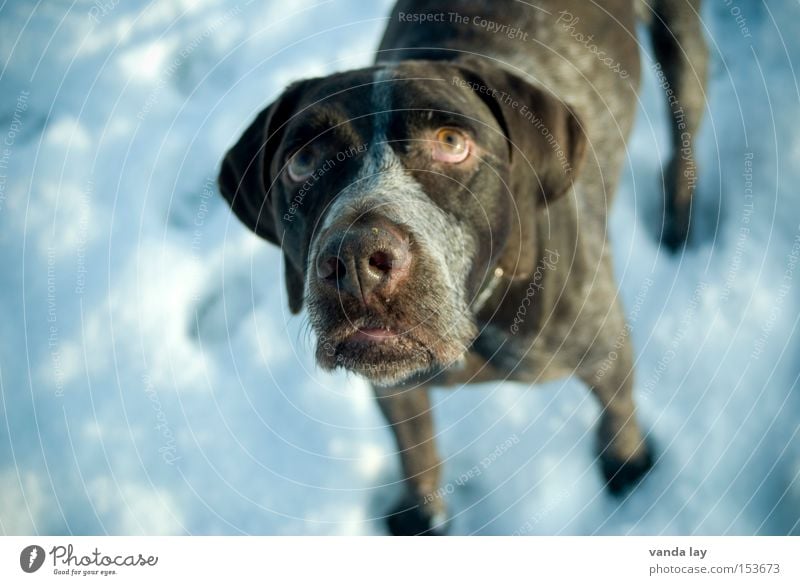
[1,0,798,535]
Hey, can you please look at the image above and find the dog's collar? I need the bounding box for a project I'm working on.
[472,266,505,311]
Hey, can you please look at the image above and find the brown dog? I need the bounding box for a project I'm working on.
[218,0,707,534]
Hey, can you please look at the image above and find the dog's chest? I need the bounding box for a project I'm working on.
[471,323,575,383]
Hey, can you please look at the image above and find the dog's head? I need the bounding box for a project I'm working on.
[218,59,586,386]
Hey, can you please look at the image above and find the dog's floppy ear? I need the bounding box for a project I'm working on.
[218,81,308,313]
[218,81,308,243]
[455,58,587,279]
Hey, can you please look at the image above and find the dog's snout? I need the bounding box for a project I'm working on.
[316,222,411,302]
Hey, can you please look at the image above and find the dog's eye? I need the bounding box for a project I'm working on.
[287,149,316,182]
[432,128,470,163]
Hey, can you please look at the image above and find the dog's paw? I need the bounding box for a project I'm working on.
[661,212,690,252]
[385,498,450,536]
[600,440,654,496]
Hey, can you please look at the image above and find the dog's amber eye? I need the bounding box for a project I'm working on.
[287,149,316,182]
[432,128,470,163]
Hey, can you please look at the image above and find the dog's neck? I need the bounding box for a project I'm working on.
[472,266,505,312]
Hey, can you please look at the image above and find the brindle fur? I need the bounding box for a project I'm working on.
[218,0,708,534]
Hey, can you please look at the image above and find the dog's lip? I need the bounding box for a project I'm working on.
[348,326,397,343]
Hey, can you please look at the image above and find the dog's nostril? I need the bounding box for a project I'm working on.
[368,250,394,273]
[318,257,346,282]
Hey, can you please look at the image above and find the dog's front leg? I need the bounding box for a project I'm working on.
[581,338,654,495]
[373,384,449,535]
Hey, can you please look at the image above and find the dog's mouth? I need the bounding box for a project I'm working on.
[306,216,479,386]
[315,315,440,386]
[349,326,397,343]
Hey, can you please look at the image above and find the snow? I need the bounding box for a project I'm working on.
[1,0,798,535]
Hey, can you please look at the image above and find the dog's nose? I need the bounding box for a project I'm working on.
[316,222,411,302]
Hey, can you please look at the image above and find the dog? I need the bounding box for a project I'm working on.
[218,0,708,534]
